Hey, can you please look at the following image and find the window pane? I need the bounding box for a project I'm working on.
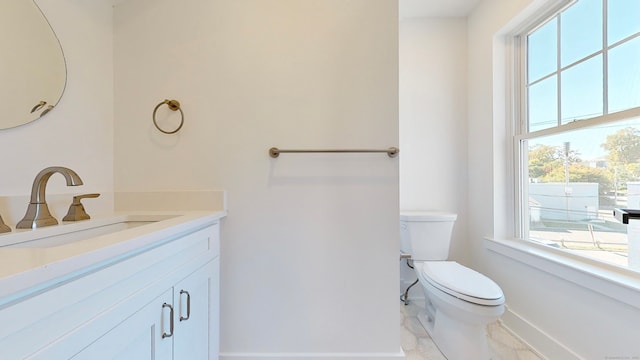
[609,36,640,112]
[561,55,603,123]
[527,118,640,269]
[608,0,640,45]
[521,0,640,272]
[561,0,603,67]
[529,75,557,131]
[528,18,557,83]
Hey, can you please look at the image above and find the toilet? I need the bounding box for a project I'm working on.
[400,211,505,360]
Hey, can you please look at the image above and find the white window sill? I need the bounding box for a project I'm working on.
[484,237,640,310]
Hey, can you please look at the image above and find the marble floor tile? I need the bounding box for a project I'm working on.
[400,301,543,360]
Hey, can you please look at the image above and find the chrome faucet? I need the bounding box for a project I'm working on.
[16,166,84,229]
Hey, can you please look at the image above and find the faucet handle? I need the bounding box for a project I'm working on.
[62,193,100,222]
[0,215,11,234]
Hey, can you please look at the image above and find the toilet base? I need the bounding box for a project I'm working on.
[417,305,492,360]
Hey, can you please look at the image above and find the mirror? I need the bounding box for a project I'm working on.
[0,0,66,129]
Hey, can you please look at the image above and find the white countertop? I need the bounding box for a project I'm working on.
[0,210,226,306]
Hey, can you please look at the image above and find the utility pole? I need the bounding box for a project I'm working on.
[564,142,571,221]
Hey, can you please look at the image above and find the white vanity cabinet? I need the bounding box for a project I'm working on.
[70,288,174,360]
[72,260,218,360]
[173,259,220,359]
[0,218,221,360]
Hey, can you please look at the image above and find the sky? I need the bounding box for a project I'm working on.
[526,0,640,160]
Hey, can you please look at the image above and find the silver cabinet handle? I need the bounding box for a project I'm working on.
[161,303,174,338]
[179,290,191,321]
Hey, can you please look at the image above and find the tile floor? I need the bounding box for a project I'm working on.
[400,301,544,360]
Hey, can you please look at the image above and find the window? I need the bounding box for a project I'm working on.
[516,0,640,271]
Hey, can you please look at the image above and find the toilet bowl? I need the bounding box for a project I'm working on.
[414,261,504,360]
[400,211,505,360]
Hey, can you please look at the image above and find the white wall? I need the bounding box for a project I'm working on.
[468,0,640,358]
[113,0,400,358]
[0,0,114,224]
[399,17,469,300]
[399,17,468,264]
[14,1,638,358]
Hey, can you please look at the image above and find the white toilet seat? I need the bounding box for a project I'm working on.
[421,261,504,306]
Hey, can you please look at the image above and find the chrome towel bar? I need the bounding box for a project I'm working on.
[269,147,399,158]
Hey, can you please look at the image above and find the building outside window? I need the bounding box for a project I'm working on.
[515,0,640,270]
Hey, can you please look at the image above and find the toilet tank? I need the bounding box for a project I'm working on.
[400,211,457,261]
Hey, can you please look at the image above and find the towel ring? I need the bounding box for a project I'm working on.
[153,99,184,134]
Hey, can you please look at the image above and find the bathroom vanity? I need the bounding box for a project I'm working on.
[0,211,224,359]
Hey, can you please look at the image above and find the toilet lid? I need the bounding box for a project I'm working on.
[421,261,504,306]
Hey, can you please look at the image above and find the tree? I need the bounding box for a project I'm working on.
[542,164,613,194]
[528,143,613,193]
[528,144,581,180]
[601,127,640,182]
[602,127,640,164]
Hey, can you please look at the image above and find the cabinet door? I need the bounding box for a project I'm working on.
[173,260,217,360]
[71,290,173,360]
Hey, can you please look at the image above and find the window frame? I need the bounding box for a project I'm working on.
[486,0,640,314]
[513,0,640,255]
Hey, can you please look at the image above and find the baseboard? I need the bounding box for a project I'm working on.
[219,349,406,360]
[501,306,583,360]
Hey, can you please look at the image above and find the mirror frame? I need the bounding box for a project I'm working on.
[0,0,67,130]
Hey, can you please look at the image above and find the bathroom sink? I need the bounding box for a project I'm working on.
[0,210,225,309]
[5,221,156,248]
[0,214,178,249]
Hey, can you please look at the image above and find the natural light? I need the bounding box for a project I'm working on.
[519,0,640,271]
